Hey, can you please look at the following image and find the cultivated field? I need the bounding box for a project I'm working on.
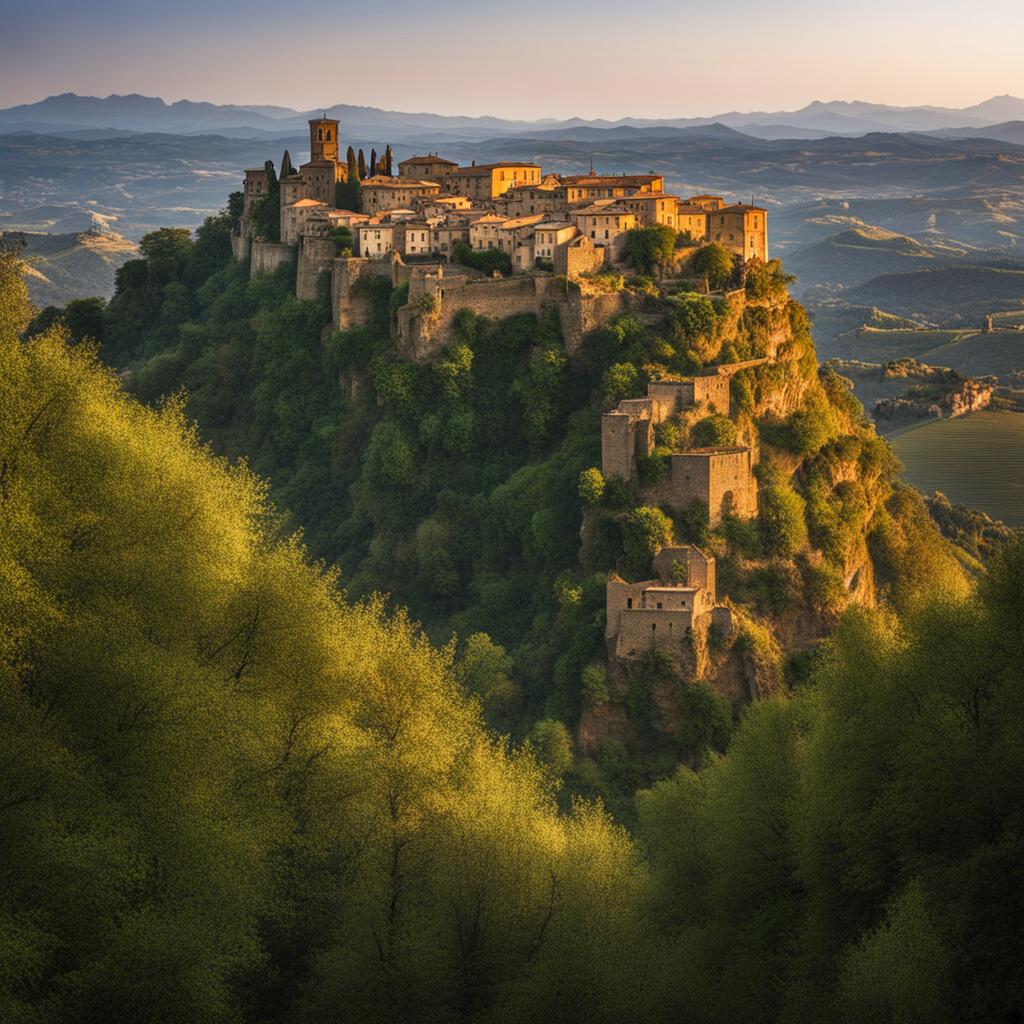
[891,410,1024,526]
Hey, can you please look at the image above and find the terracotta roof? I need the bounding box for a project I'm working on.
[720,203,767,212]
[401,155,458,166]
[560,174,662,186]
[450,162,542,176]
[288,198,326,208]
[361,175,440,189]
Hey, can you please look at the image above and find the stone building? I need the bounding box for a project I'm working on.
[242,168,270,215]
[687,194,726,211]
[601,370,759,522]
[570,203,638,261]
[708,204,768,263]
[397,154,458,182]
[361,176,442,214]
[357,220,395,258]
[534,221,579,261]
[443,162,543,200]
[676,202,711,243]
[619,192,680,228]
[561,173,665,204]
[282,197,329,245]
[606,545,729,660]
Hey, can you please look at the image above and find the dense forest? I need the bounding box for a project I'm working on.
[4,205,1023,1022]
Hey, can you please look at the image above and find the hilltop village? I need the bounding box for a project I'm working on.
[230,116,778,672]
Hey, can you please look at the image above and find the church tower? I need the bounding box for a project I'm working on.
[308,115,340,165]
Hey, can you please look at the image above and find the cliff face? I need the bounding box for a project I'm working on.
[575,276,967,756]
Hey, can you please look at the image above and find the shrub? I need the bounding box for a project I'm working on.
[452,240,511,276]
[622,506,674,577]
[691,414,737,447]
[602,362,642,408]
[578,467,606,506]
[582,663,609,705]
[759,484,808,557]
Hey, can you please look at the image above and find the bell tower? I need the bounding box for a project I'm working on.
[308,114,340,165]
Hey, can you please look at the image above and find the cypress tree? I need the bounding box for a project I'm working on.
[280,149,294,180]
[346,145,358,183]
[357,149,367,178]
[370,148,378,177]
[383,144,394,176]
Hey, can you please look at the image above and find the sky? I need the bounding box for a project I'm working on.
[2,0,1023,119]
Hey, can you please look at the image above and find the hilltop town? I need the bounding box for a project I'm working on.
[227,116,781,677]
[232,116,767,282]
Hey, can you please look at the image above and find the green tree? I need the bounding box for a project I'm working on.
[527,718,575,777]
[622,506,673,577]
[625,224,678,275]
[692,243,736,289]
[691,413,737,447]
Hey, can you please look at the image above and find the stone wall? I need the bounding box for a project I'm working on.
[331,257,393,330]
[230,230,250,262]
[556,289,633,355]
[250,241,294,276]
[615,608,695,659]
[643,447,757,523]
[555,236,605,279]
[396,273,544,361]
[296,235,336,301]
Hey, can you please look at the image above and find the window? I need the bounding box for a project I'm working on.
[656,602,663,609]
[627,598,633,609]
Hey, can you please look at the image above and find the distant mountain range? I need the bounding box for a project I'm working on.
[4,92,1024,142]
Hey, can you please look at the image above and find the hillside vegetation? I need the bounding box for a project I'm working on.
[30,204,980,813]
[4,246,1024,1022]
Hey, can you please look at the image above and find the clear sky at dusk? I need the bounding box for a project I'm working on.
[2,0,1022,118]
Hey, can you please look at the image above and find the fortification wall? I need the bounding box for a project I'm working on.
[251,241,294,276]
[331,257,392,330]
[692,374,731,414]
[616,608,695,659]
[230,231,250,262]
[396,275,542,361]
[557,290,633,355]
[643,447,757,523]
[296,236,336,301]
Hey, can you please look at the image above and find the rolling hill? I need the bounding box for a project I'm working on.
[10,227,137,306]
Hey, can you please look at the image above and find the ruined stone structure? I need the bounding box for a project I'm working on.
[601,368,763,523]
[389,262,636,361]
[606,545,732,660]
[646,447,758,523]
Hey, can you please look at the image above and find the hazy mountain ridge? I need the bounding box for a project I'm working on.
[4,91,1024,141]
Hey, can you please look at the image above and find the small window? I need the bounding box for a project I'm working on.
[627,598,633,609]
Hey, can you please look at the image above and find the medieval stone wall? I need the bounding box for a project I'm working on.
[296,235,336,301]
[331,257,392,330]
[251,241,294,276]
[230,231,250,262]
[642,447,757,523]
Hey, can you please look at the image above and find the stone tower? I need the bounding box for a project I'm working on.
[308,115,340,165]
